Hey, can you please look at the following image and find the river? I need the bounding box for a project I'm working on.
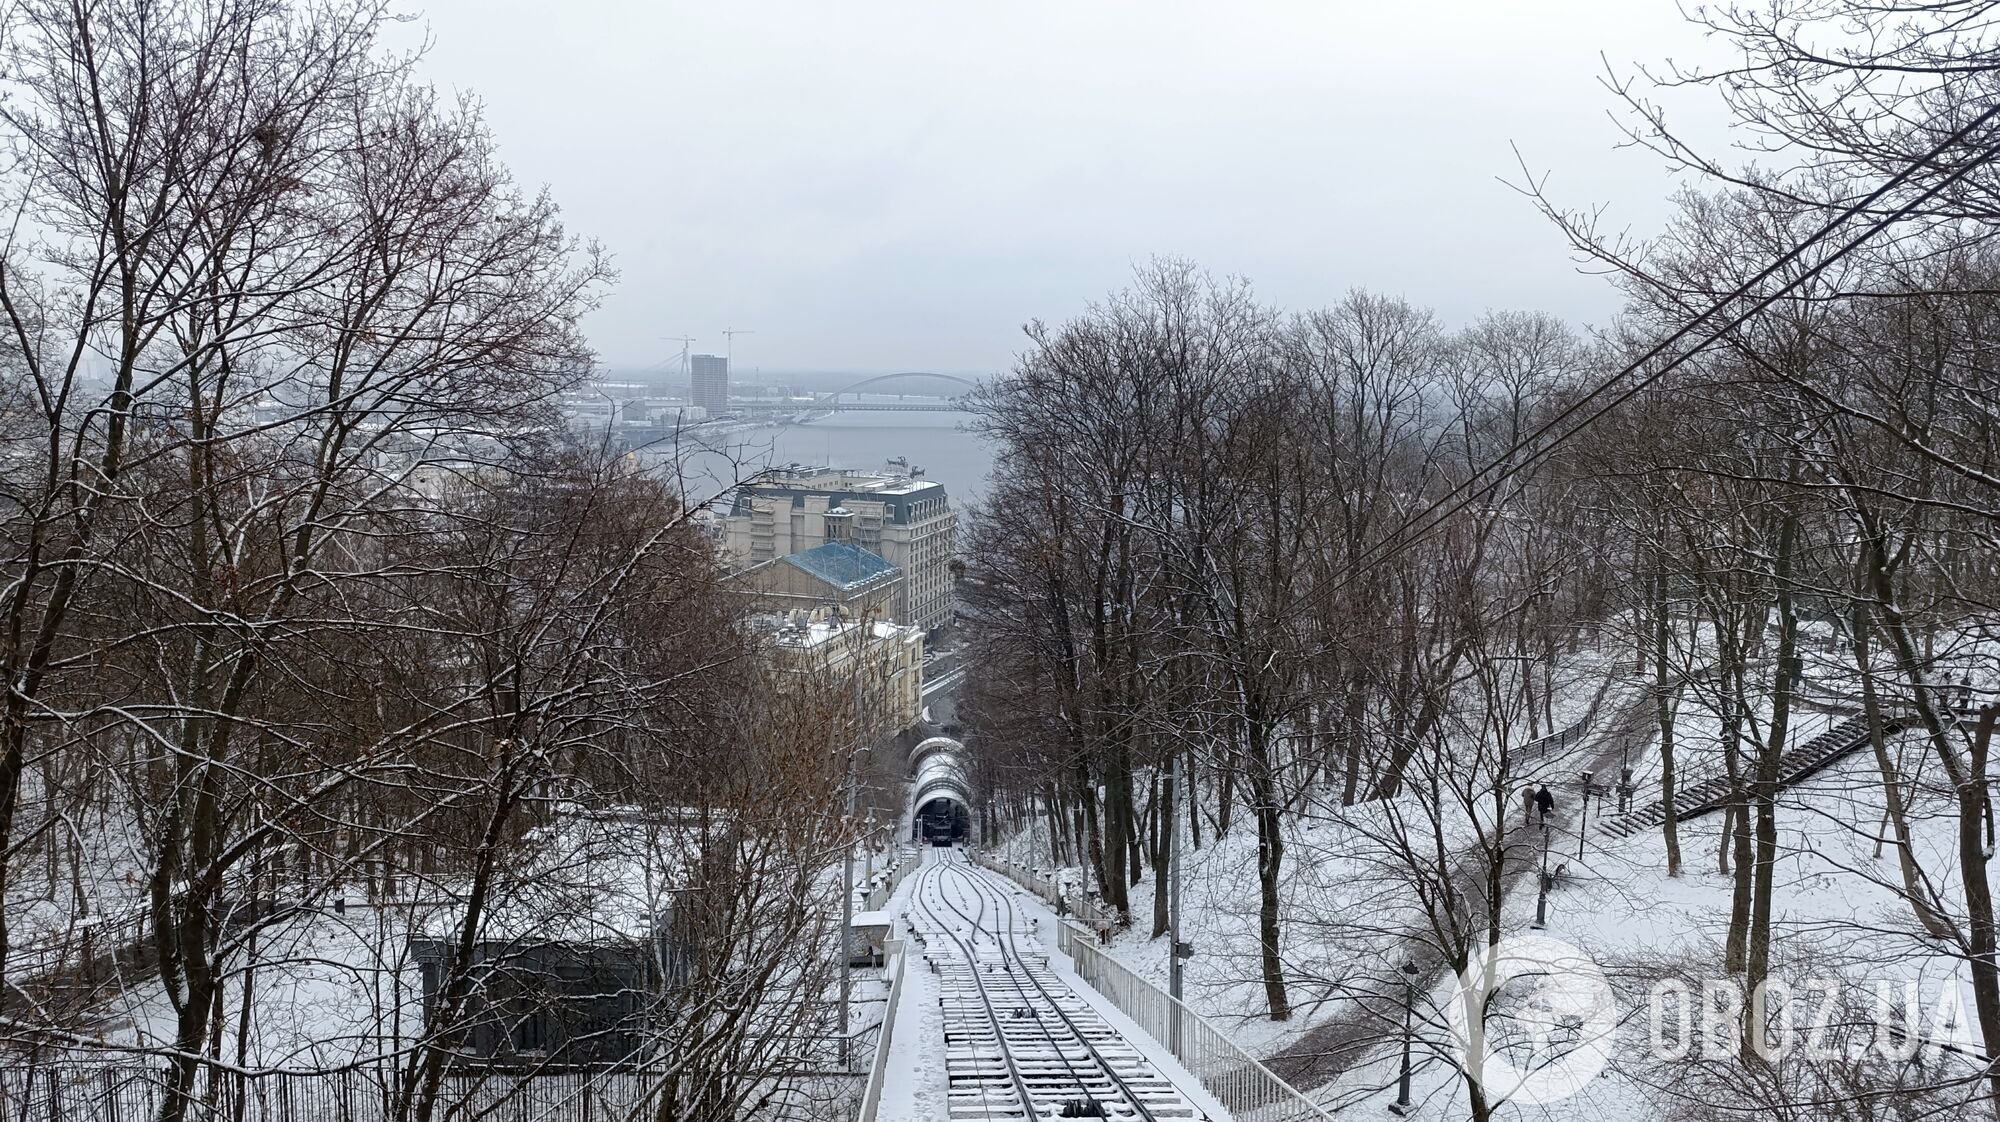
[661,410,999,513]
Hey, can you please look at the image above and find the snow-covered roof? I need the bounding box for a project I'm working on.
[408,807,728,943]
[764,611,919,651]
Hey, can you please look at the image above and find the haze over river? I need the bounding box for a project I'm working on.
[665,409,998,514]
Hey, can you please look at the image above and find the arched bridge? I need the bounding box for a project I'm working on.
[834,372,979,398]
[910,735,972,844]
[737,372,982,415]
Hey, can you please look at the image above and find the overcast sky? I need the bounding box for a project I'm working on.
[404,1,1732,377]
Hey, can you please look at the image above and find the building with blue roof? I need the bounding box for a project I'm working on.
[722,466,957,630]
[726,539,905,619]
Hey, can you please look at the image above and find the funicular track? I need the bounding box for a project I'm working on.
[906,850,1201,1121]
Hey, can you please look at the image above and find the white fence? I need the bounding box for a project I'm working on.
[1055,926,1334,1122]
[856,939,907,1122]
[969,850,1118,939]
[863,851,920,912]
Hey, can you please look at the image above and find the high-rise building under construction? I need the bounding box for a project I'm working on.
[690,354,729,410]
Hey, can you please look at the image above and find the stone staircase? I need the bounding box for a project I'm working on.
[1600,714,1899,839]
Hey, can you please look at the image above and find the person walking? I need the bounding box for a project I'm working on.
[1534,784,1556,829]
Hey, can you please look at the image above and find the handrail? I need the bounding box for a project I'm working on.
[969,850,1117,939]
[855,938,908,1122]
[971,848,1327,1118]
[864,852,920,912]
[1056,929,1335,1122]
[1517,692,1604,762]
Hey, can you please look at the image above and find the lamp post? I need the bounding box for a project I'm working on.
[838,749,857,1071]
[1389,959,1421,1114]
[1532,823,1551,930]
[1169,756,1188,1057]
[1576,771,1593,862]
[837,646,871,1073]
[864,811,877,883]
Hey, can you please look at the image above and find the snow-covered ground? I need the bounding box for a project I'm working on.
[985,643,1626,1055]
[980,636,1991,1120]
[34,809,871,1082]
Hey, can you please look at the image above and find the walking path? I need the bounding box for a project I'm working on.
[1259,677,1655,1097]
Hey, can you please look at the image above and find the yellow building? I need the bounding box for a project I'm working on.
[759,607,925,733]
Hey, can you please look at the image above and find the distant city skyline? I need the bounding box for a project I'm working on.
[597,365,994,387]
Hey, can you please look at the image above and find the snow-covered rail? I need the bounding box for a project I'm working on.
[1055,929,1334,1122]
[907,850,1200,1120]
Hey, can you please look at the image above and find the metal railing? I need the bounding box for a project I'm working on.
[863,851,920,912]
[0,1063,863,1122]
[1517,702,1600,762]
[1054,931,1334,1122]
[856,939,908,1122]
[969,850,1118,939]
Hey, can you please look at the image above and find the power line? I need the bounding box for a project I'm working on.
[959,101,2000,815]
[1335,98,2000,590]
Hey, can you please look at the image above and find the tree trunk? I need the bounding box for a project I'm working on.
[1746,512,1798,1051]
[1654,557,1683,877]
[1247,725,1289,1020]
[1339,671,1368,806]
[1723,707,1754,975]
[1852,598,1951,939]
[1865,533,2000,1092]
[1958,707,2000,1108]
[1101,752,1132,916]
[1152,761,1175,939]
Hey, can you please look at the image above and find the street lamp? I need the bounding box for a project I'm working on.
[836,670,872,1072]
[1532,823,1551,930]
[838,751,858,1071]
[1389,960,1421,1114]
[1576,771,1593,862]
[1169,761,1190,1057]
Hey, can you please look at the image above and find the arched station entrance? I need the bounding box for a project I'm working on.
[909,736,971,845]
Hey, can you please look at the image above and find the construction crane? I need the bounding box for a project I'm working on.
[722,327,755,361]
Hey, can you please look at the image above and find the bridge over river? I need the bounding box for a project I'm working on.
[735,371,979,414]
